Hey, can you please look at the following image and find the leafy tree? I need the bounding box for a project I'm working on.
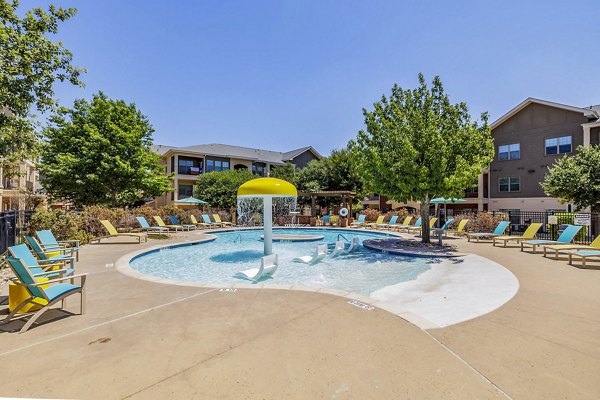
[195,169,255,208]
[269,162,296,184]
[39,92,172,207]
[349,74,493,243]
[0,1,84,171]
[541,145,600,211]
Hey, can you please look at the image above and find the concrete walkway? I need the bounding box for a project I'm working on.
[0,231,598,399]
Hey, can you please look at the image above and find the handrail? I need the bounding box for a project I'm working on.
[233,233,242,243]
[337,233,349,242]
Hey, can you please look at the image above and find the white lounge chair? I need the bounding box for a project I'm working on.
[293,244,328,264]
[235,254,279,282]
[330,241,345,257]
[344,237,360,253]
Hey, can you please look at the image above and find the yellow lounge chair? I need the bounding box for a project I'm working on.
[408,217,437,234]
[366,216,385,229]
[94,220,147,244]
[543,234,600,259]
[493,223,543,247]
[153,216,184,231]
[213,214,233,227]
[190,214,213,229]
[448,219,469,236]
[388,216,412,231]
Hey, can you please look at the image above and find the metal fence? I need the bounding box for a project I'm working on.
[0,210,34,254]
[451,210,600,245]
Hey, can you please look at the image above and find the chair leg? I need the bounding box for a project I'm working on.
[19,306,52,333]
[1,297,35,325]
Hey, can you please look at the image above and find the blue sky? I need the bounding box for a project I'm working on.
[36,0,600,155]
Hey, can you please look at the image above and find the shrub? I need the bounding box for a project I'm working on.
[451,212,508,233]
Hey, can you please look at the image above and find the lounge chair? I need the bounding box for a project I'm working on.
[135,216,170,233]
[93,220,147,244]
[235,254,278,282]
[293,244,328,264]
[391,217,418,232]
[377,215,398,230]
[169,215,197,231]
[492,223,543,247]
[189,214,212,229]
[1,256,87,333]
[24,236,75,268]
[431,218,454,237]
[349,215,366,228]
[388,216,412,231]
[36,229,80,261]
[467,221,510,243]
[344,237,361,253]
[520,225,582,253]
[408,217,437,234]
[448,219,469,236]
[568,249,600,267]
[153,216,184,231]
[202,214,222,228]
[330,241,346,257]
[542,234,600,259]
[213,214,233,227]
[8,244,74,277]
[366,216,385,229]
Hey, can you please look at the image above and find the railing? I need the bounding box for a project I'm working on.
[233,233,242,243]
[0,210,34,254]
[337,233,350,242]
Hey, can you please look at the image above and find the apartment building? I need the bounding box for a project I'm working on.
[151,143,321,207]
[0,160,40,211]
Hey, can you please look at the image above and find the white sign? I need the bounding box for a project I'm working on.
[574,214,591,226]
[547,216,558,225]
[348,300,374,310]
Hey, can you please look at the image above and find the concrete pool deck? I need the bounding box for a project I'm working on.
[1,229,599,399]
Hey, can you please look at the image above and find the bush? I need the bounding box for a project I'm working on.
[451,212,508,233]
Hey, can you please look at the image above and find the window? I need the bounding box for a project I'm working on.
[545,136,572,155]
[177,184,194,199]
[499,177,520,192]
[252,162,267,176]
[206,157,230,172]
[498,143,520,160]
[177,157,203,175]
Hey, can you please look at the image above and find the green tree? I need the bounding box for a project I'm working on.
[349,74,493,243]
[1,1,84,170]
[195,169,255,208]
[541,145,600,211]
[269,162,297,184]
[39,92,172,207]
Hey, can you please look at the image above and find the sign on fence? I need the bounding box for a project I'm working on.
[574,213,591,226]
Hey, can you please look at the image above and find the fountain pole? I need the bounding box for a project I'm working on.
[263,196,273,255]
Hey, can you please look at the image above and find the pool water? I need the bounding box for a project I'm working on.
[129,228,433,296]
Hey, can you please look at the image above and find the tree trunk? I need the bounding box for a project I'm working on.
[420,196,430,243]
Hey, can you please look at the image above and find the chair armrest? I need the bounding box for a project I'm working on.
[19,273,88,287]
[57,239,80,246]
[32,268,71,277]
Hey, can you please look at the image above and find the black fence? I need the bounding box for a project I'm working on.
[450,210,600,245]
[0,210,34,254]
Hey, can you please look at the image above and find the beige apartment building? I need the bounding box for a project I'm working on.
[0,160,40,211]
[151,143,320,207]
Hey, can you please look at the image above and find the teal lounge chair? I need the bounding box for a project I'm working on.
[349,214,366,228]
[1,257,87,333]
[169,215,196,231]
[568,249,600,267]
[521,225,583,253]
[377,215,398,229]
[202,214,221,228]
[25,236,76,268]
[396,217,422,232]
[432,218,454,237]
[8,244,74,278]
[136,216,169,233]
[467,221,510,243]
[36,230,80,261]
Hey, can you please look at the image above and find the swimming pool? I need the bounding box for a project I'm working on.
[129,228,435,296]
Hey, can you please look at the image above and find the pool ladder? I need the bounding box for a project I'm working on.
[337,233,350,242]
[233,233,242,243]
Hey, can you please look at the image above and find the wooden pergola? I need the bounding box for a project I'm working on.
[298,190,356,217]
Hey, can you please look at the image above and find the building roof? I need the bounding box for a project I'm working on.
[491,97,599,129]
[151,143,321,165]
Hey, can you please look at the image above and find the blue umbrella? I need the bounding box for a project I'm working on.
[175,197,207,205]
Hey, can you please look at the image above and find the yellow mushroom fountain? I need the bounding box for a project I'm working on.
[237,177,298,255]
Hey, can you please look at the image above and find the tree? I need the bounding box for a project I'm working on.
[1,1,84,171]
[269,162,296,184]
[195,169,255,208]
[349,74,494,243]
[39,92,172,207]
[541,145,600,211]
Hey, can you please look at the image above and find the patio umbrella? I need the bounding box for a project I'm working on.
[175,197,207,205]
[430,198,466,225]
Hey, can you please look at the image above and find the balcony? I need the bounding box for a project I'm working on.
[177,166,202,175]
